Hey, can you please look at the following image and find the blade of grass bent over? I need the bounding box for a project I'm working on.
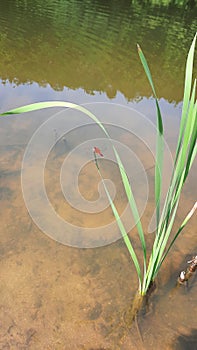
[1,101,146,247]
[1,101,145,290]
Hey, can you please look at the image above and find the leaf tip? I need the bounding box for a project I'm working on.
[137,44,141,52]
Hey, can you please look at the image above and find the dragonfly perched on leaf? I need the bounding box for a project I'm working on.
[93,146,103,157]
[93,146,104,169]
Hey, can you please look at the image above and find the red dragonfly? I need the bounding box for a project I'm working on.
[93,146,103,157]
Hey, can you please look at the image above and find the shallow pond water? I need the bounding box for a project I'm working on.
[0,1,197,349]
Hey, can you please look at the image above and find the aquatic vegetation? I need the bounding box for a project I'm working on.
[0,34,196,319]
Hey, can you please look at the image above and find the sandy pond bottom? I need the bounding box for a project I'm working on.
[0,145,196,350]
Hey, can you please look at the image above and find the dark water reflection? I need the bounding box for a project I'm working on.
[0,1,197,349]
[0,0,196,102]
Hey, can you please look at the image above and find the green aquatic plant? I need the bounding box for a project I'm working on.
[1,34,196,319]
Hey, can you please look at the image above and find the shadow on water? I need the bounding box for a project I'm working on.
[172,329,197,350]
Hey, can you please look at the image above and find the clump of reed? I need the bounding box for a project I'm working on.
[1,34,196,320]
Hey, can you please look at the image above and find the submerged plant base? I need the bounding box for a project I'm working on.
[130,293,144,320]
[124,281,156,328]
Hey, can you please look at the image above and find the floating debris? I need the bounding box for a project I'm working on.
[178,255,197,286]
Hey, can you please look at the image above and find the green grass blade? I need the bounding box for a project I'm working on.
[137,44,164,230]
[174,33,196,164]
[137,45,157,98]
[175,80,196,178]
[0,101,108,136]
[158,37,196,231]
[1,101,74,115]
[167,81,196,210]
[157,202,197,272]
[144,200,180,292]
[98,169,142,291]
[144,36,197,292]
[155,131,164,228]
[112,148,146,256]
[163,83,196,215]
[112,146,147,288]
[183,100,197,181]
[137,46,163,135]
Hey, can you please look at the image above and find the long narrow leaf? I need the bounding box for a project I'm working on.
[98,169,142,291]
[157,202,197,272]
[137,45,164,231]
[112,146,147,287]
[175,33,196,163]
